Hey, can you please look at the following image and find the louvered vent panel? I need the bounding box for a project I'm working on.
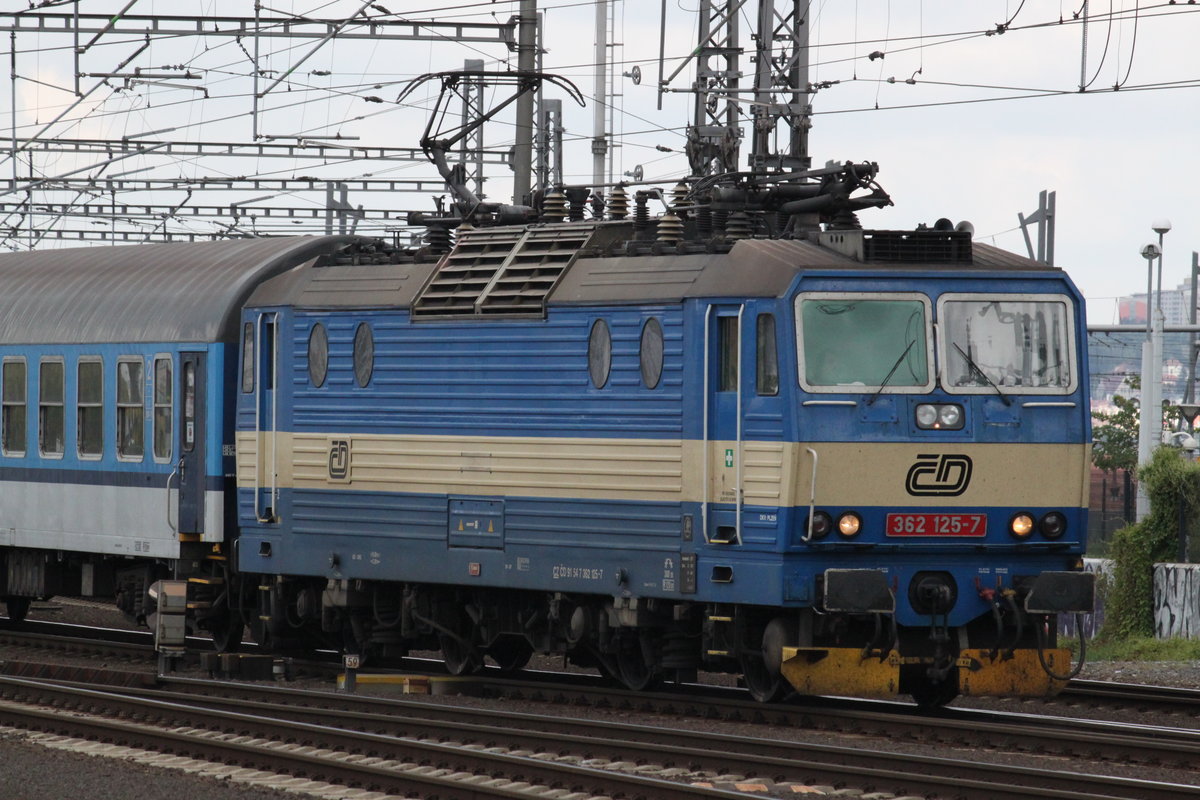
[412,223,597,318]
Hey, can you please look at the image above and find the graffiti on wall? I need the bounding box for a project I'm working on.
[1154,563,1200,640]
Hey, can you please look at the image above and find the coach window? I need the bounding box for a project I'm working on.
[117,358,144,460]
[153,356,173,461]
[756,314,779,396]
[241,322,254,393]
[308,323,329,388]
[588,319,611,389]
[353,322,374,388]
[77,358,103,459]
[2,358,26,456]
[640,318,664,389]
[39,359,64,458]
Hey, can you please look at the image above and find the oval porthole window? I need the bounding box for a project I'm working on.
[308,323,328,388]
[640,317,664,389]
[588,319,611,389]
[353,322,374,388]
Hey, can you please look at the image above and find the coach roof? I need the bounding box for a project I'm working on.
[0,235,363,345]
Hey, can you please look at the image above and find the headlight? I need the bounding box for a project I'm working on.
[837,512,862,538]
[1010,512,1035,539]
[914,403,964,430]
[938,405,962,428]
[1040,512,1067,539]
[807,511,833,540]
[916,404,938,427]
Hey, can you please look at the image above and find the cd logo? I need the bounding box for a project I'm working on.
[906,454,972,497]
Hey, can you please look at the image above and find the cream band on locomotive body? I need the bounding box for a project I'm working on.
[237,431,1090,510]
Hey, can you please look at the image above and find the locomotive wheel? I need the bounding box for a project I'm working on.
[615,633,659,692]
[910,677,959,708]
[439,632,483,676]
[210,609,244,653]
[488,637,534,674]
[741,654,786,703]
[3,596,30,623]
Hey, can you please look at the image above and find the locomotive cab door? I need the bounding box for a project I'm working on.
[704,305,744,545]
[251,313,279,523]
[177,352,207,534]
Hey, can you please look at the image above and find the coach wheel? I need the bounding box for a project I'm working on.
[615,632,659,692]
[741,653,786,703]
[439,631,483,676]
[488,637,534,674]
[910,676,959,708]
[3,596,30,623]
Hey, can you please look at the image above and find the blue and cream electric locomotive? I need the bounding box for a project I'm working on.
[0,165,1095,705]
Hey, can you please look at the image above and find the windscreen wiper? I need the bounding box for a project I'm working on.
[953,342,1012,406]
[868,339,916,406]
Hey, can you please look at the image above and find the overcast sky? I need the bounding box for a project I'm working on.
[5,1,1197,325]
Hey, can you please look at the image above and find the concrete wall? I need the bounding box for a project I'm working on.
[1154,562,1200,640]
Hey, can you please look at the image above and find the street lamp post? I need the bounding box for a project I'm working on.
[1136,219,1171,521]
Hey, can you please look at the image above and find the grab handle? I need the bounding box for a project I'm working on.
[802,447,818,543]
[165,461,179,533]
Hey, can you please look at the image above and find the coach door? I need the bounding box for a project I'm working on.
[177,352,207,534]
[704,305,744,545]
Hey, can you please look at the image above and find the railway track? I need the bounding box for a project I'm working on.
[1059,679,1200,714]
[0,665,1196,799]
[7,619,1200,797]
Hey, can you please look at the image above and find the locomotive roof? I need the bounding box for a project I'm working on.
[246,225,1055,312]
[0,235,363,345]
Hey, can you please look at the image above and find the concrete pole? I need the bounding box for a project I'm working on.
[511,0,537,206]
[1137,225,1171,520]
[1188,251,1200,405]
[592,0,608,189]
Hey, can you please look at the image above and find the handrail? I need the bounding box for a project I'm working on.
[270,314,278,523]
[252,313,264,521]
[165,461,179,533]
[701,305,712,544]
[802,447,818,542]
[734,304,744,546]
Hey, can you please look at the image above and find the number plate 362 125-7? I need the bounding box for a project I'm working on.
[886,513,986,537]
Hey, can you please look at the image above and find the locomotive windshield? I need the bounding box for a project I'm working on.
[797,293,933,393]
[939,295,1075,395]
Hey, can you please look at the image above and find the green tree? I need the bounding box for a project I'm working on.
[1092,377,1140,474]
[1100,447,1200,638]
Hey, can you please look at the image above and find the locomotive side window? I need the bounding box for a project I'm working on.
[588,319,611,389]
[241,322,254,393]
[796,293,932,393]
[640,317,664,389]
[718,317,739,391]
[756,314,779,396]
[2,358,26,456]
[153,356,172,461]
[38,359,64,457]
[116,358,144,459]
[77,358,103,459]
[353,322,374,388]
[308,322,329,388]
[939,295,1075,395]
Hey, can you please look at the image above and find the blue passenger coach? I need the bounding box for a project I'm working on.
[233,223,1094,704]
[0,236,366,641]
